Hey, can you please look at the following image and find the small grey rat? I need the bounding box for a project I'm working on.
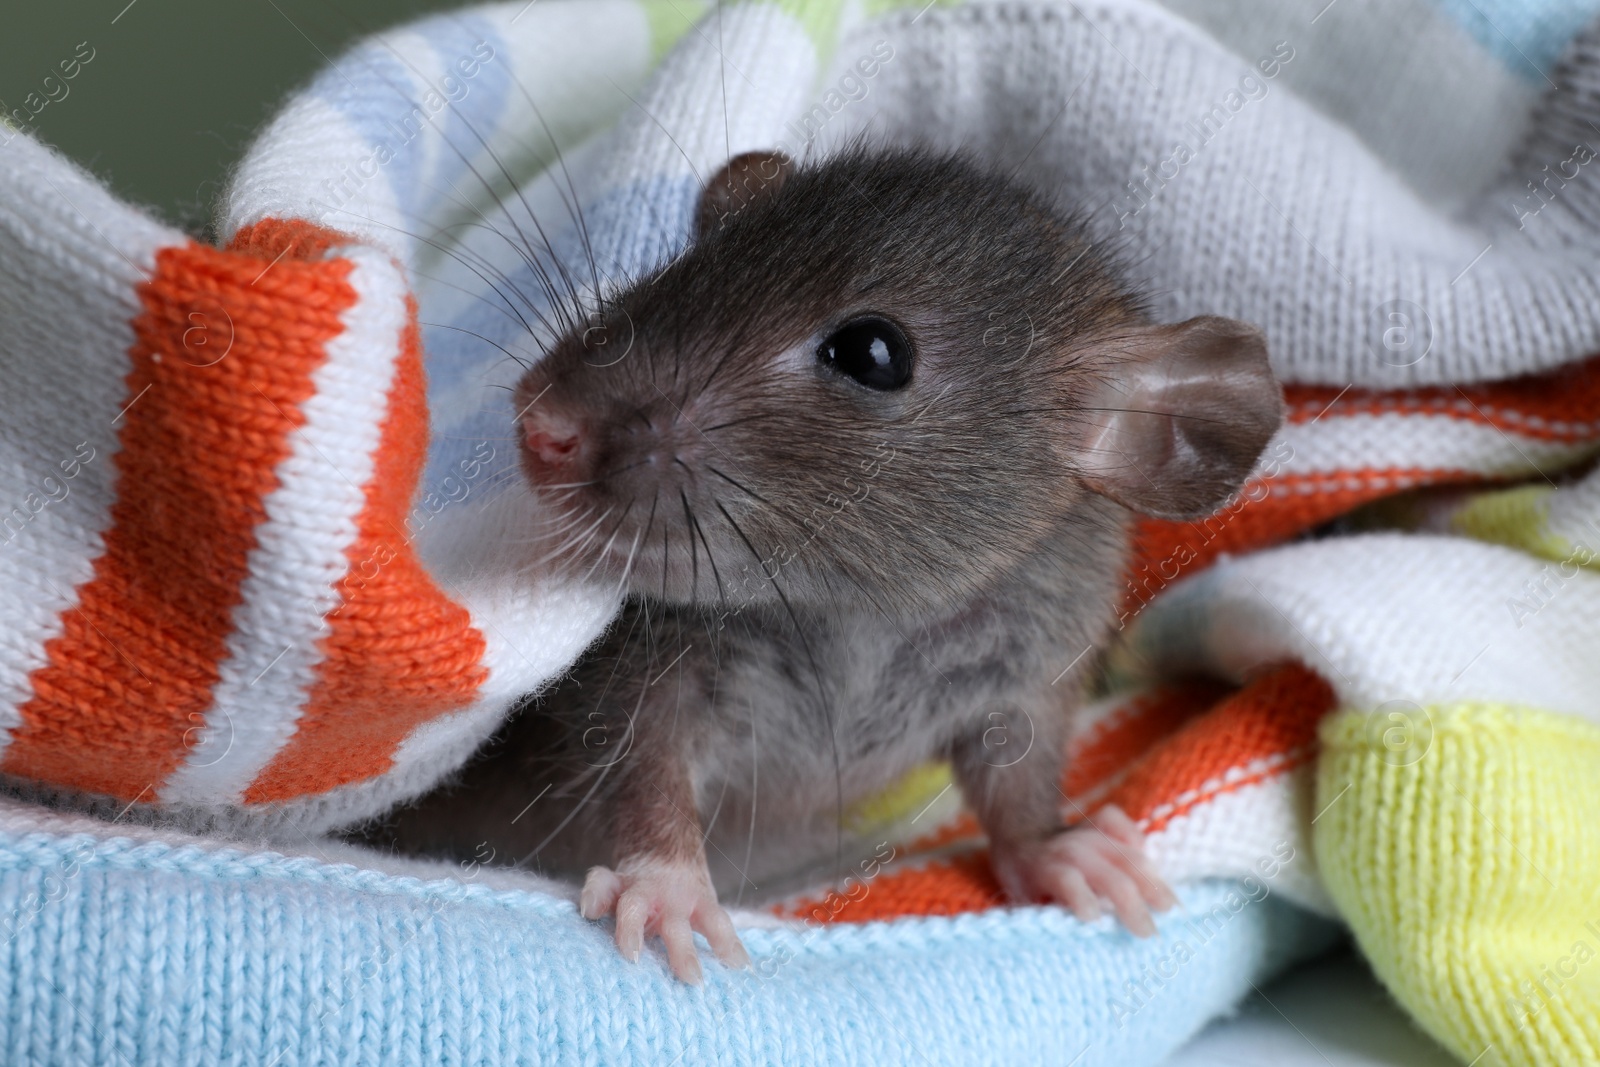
[368,145,1284,982]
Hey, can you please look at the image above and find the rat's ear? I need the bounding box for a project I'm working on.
[696,150,791,236]
[1076,316,1283,520]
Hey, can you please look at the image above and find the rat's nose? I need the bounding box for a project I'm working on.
[522,408,585,469]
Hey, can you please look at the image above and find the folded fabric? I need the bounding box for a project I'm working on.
[0,695,1344,1066]
[3,0,1600,1064]
[0,795,1337,1066]
[3,0,1599,831]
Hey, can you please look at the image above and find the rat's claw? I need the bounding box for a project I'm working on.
[1091,851,1158,937]
[613,882,650,962]
[990,807,1177,938]
[580,866,624,920]
[579,857,749,982]
[697,900,752,969]
[1090,806,1182,913]
[1045,862,1102,924]
[661,916,703,985]
[1095,804,1146,848]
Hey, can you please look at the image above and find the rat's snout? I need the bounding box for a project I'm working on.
[518,386,695,500]
[522,407,586,470]
[518,403,595,486]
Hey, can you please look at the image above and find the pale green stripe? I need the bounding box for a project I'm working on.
[717,0,850,58]
[844,761,952,834]
[862,0,960,17]
[642,0,713,63]
[1447,484,1600,568]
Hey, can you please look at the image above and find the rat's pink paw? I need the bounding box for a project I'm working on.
[580,857,750,983]
[989,805,1178,937]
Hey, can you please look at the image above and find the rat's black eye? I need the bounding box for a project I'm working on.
[817,316,912,390]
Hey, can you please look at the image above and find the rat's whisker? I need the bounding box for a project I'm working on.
[580,499,637,583]
[714,498,846,881]
[410,266,537,333]
[679,490,701,601]
[698,415,766,435]
[524,503,604,561]
[474,43,605,302]
[331,207,556,340]
[616,492,658,598]
[290,16,580,334]
[683,491,726,613]
[705,465,774,508]
[561,504,618,565]
[419,321,532,369]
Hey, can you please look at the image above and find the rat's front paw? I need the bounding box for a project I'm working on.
[989,805,1178,937]
[580,857,750,983]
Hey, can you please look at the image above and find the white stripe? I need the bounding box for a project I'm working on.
[1272,409,1599,482]
[1134,533,1600,723]
[191,491,615,828]
[220,0,660,265]
[1286,393,1600,441]
[222,99,406,263]
[0,136,184,757]
[160,247,409,804]
[1546,466,1600,549]
[1143,770,1336,916]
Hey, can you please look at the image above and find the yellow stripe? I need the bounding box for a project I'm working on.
[1315,704,1600,1066]
[844,760,953,835]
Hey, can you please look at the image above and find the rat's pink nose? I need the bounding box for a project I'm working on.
[522,409,585,468]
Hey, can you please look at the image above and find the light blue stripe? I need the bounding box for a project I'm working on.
[0,829,1339,1066]
[312,42,425,222]
[414,15,514,224]
[1431,0,1600,79]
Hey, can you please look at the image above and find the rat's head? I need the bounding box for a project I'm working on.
[513,146,1282,616]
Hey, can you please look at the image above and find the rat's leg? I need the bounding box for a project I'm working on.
[577,735,750,983]
[950,701,1177,936]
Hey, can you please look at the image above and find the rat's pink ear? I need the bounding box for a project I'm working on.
[1076,316,1283,520]
[696,150,791,235]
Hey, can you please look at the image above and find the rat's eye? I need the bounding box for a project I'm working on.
[817,316,912,390]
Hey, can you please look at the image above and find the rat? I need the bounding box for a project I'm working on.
[366,144,1284,983]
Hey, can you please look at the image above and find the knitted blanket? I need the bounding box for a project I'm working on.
[2,0,1599,1063]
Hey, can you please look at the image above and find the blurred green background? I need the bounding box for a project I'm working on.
[1,0,466,234]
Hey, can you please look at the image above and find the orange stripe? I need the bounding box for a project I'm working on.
[242,267,488,802]
[3,231,357,800]
[783,665,1333,923]
[1285,352,1600,440]
[1123,355,1600,617]
[781,852,1005,924]
[1122,467,1521,620]
[1097,663,1333,832]
[903,811,981,854]
[1064,680,1232,798]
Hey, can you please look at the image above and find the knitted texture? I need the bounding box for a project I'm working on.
[3,0,1600,1063]
[0,797,1338,1067]
[781,664,1338,924]
[1315,708,1600,1066]
[0,0,1597,831]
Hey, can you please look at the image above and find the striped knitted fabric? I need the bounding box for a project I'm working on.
[0,791,1341,1066]
[3,1,1600,1064]
[1,0,1595,831]
[0,152,611,832]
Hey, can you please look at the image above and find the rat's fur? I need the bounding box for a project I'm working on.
[364,147,1281,963]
